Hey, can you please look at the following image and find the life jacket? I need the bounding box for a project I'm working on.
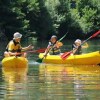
[6,40,21,53]
[72,44,82,55]
[48,41,61,55]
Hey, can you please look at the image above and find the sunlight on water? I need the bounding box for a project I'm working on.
[0,40,100,100]
[38,64,100,100]
[0,63,28,100]
[0,63,100,100]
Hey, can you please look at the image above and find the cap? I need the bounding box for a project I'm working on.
[13,32,22,39]
[75,39,81,44]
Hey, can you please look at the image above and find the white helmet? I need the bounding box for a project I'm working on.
[13,32,22,39]
[51,35,57,39]
[75,39,81,44]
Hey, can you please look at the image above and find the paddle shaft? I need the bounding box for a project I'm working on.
[58,32,68,41]
[37,32,68,63]
[19,48,46,54]
[81,30,100,45]
[26,48,46,53]
[61,30,100,60]
[45,32,68,55]
[73,31,100,54]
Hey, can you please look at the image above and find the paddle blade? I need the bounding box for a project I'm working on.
[36,48,46,53]
[27,48,46,53]
[36,57,44,63]
[36,58,43,63]
[61,52,72,60]
[91,30,100,38]
[36,55,46,63]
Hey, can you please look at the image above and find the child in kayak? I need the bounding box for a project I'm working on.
[4,32,33,57]
[72,39,88,55]
[44,35,63,56]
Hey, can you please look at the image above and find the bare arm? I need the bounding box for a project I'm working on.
[72,47,78,55]
[55,41,63,48]
[82,42,89,48]
[22,44,34,51]
[8,52,22,56]
[44,46,51,56]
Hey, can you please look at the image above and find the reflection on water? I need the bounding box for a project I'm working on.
[0,39,100,100]
[0,63,100,99]
[1,64,28,100]
[2,65,28,83]
[39,64,100,100]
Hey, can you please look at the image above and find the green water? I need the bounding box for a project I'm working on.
[0,39,100,100]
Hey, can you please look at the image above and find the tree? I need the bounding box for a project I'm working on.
[76,0,100,33]
[0,0,30,40]
[0,0,99,40]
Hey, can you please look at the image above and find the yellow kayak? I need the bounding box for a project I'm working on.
[2,56,28,68]
[39,51,100,65]
[2,56,28,83]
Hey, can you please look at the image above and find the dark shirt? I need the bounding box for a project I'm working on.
[47,41,61,55]
[72,44,82,55]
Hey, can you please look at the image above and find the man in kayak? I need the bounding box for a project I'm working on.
[44,35,63,56]
[72,39,88,55]
[4,32,33,57]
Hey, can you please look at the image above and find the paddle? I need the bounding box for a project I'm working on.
[61,30,100,60]
[25,48,46,53]
[37,32,68,63]
[15,48,46,56]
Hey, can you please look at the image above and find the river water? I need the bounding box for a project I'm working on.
[0,39,100,100]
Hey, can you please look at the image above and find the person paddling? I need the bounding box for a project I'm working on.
[72,39,88,55]
[4,32,33,57]
[44,35,63,56]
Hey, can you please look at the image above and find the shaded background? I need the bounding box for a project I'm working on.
[0,0,100,41]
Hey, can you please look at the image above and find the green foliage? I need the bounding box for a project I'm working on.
[44,0,70,35]
[76,0,100,33]
[0,0,99,40]
[0,0,40,39]
[0,0,29,39]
